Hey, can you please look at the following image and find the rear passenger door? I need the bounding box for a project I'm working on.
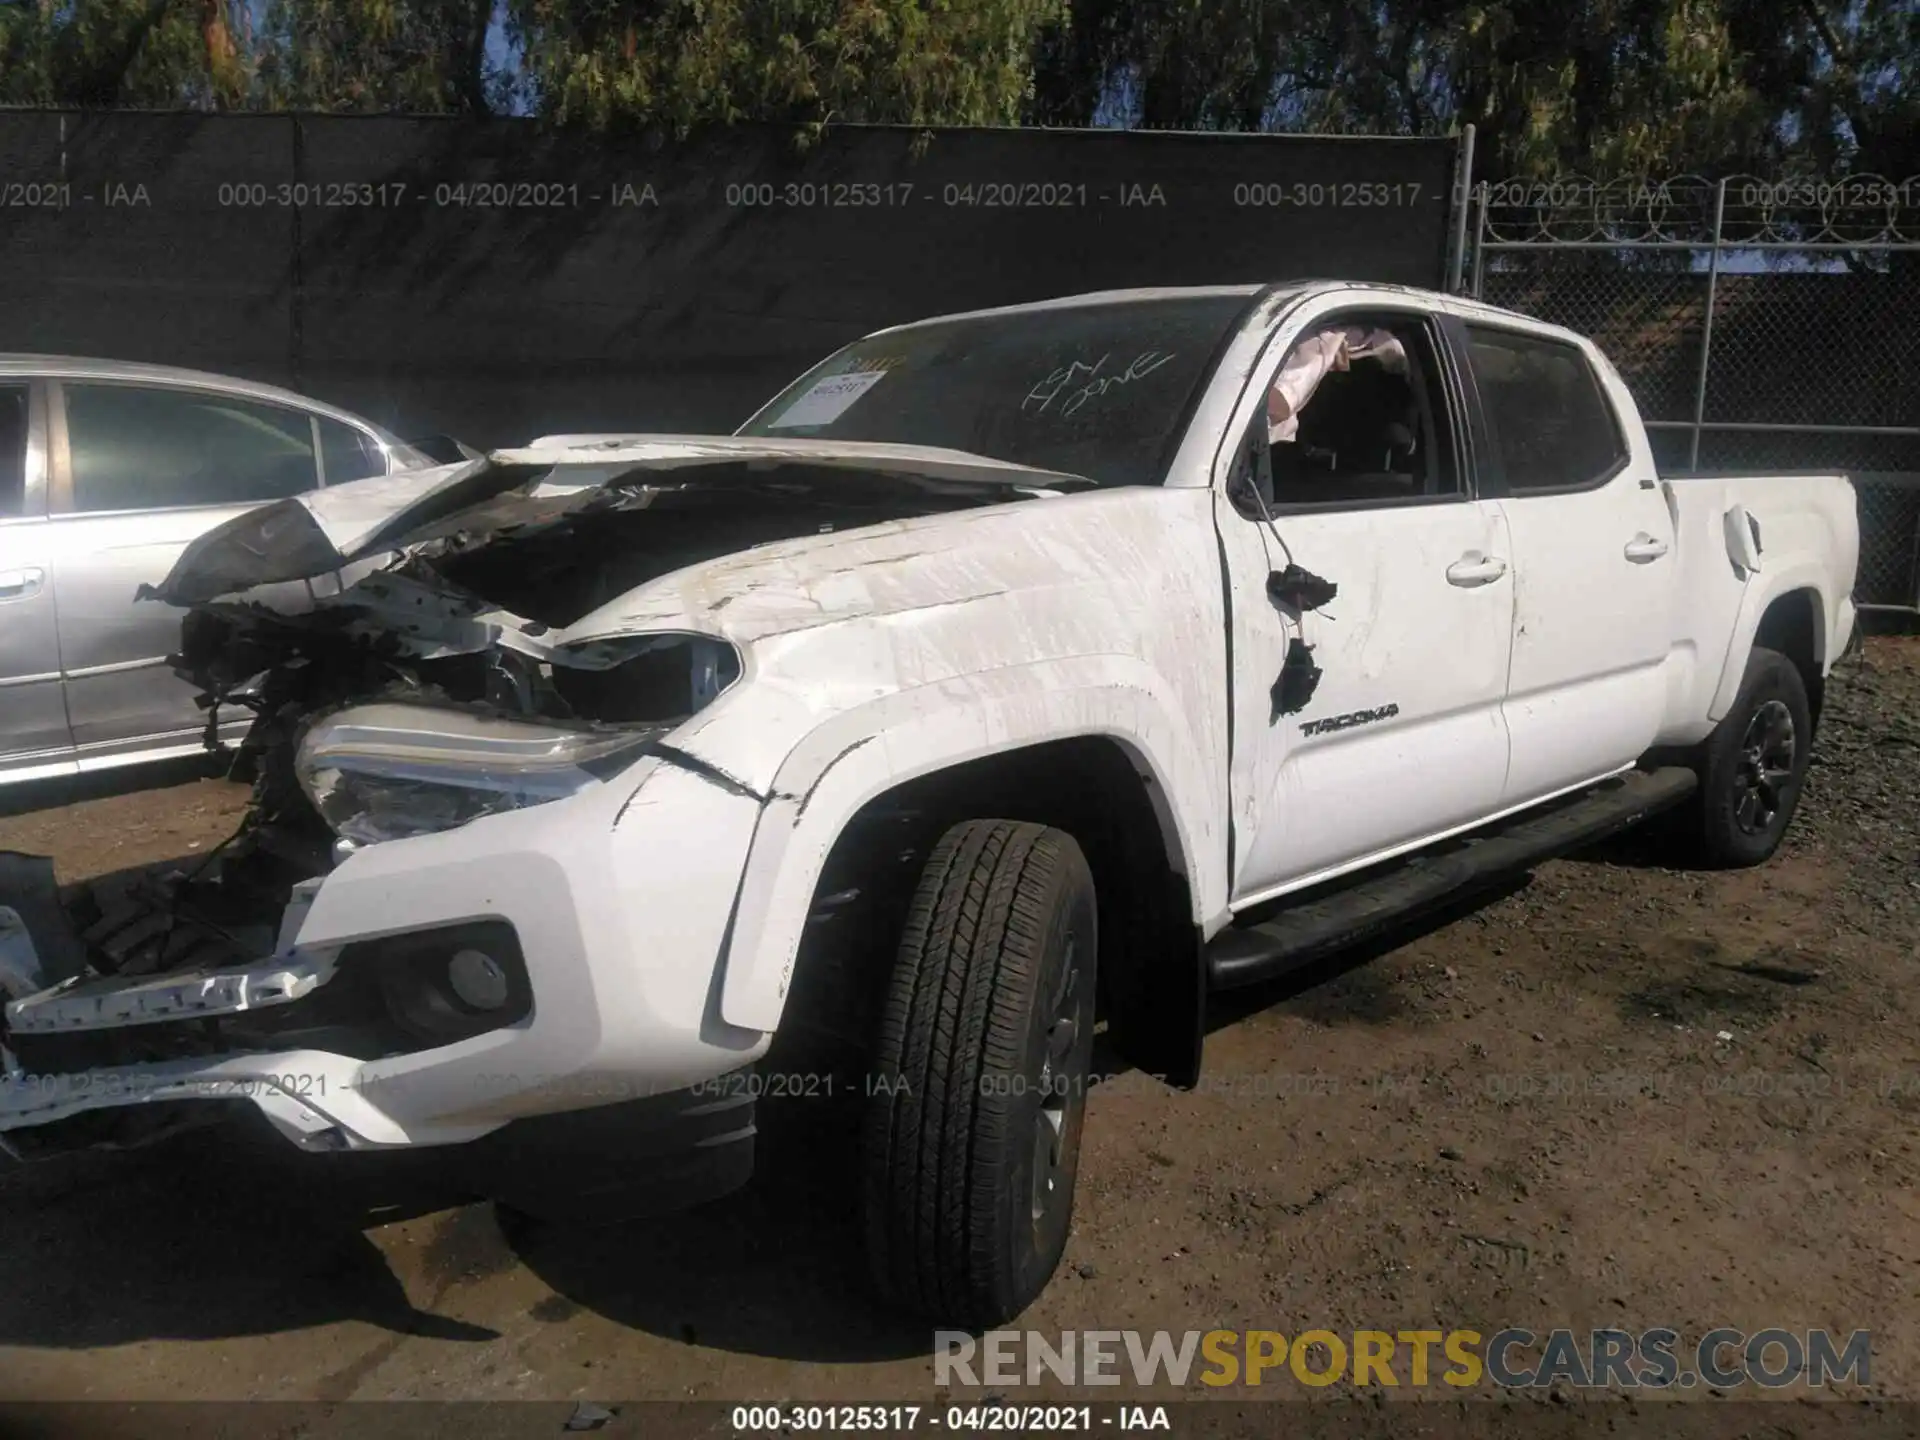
[1453,321,1677,806]
[45,382,330,761]
[0,380,74,776]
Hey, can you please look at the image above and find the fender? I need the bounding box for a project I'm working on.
[1706,565,1831,723]
[714,655,1227,1034]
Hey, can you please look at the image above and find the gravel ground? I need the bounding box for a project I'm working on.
[0,637,1915,1414]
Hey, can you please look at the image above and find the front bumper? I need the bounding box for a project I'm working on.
[0,754,772,1155]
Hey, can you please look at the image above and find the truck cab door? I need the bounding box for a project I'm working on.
[1448,321,1677,806]
[1217,304,1516,908]
[0,380,74,779]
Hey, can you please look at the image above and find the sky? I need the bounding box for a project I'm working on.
[482,1,524,111]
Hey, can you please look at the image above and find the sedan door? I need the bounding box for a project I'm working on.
[0,380,74,778]
[1218,303,1516,906]
[44,380,338,763]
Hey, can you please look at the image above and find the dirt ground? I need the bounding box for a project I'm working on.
[1,638,1916,1412]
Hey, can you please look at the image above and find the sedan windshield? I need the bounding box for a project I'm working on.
[737,293,1259,487]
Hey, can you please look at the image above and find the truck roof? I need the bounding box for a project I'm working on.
[866,280,1589,351]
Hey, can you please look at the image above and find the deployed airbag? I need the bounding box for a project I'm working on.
[1267,326,1408,444]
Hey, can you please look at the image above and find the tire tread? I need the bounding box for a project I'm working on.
[864,818,1088,1324]
[1677,645,1813,870]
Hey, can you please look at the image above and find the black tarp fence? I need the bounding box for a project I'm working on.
[0,113,1462,446]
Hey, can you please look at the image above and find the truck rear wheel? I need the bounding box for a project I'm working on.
[862,819,1097,1326]
[1679,645,1813,868]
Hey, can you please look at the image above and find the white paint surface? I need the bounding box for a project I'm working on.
[2,281,1862,1156]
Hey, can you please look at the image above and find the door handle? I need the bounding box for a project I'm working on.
[1623,533,1669,563]
[1445,553,1508,587]
[0,567,44,601]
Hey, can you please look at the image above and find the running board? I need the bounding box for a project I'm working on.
[1206,766,1699,992]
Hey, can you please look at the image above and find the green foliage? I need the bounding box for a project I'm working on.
[501,0,1068,134]
[254,0,503,113]
[1032,0,1916,180]
[0,0,508,113]
[1722,0,1919,180]
[0,0,1911,181]
[0,0,1065,128]
[0,0,248,108]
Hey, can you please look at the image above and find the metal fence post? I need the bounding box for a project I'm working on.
[1688,176,1728,473]
[1469,181,1488,298]
[1446,124,1477,293]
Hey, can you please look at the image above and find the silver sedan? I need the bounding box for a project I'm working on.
[0,357,438,784]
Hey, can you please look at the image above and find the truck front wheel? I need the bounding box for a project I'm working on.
[862,819,1098,1326]
[1682,645,1814,868]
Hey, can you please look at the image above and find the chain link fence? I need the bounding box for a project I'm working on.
[1467,174,1920,612]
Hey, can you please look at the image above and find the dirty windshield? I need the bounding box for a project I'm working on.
[737,293,1258,487]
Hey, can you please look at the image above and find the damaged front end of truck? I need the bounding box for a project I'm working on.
[0,437,1086,1160]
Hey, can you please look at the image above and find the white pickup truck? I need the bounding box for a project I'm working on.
[0,282,1860,1325]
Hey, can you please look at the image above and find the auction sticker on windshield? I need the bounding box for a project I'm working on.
[767,369,886,428]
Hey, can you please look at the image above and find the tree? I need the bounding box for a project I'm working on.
[1725,0,1919,180]
[256,0,507,113]
[0,0,1910,182]
[0,0,507,114]
[1026,0,1919,181]
[501,0,1068,133]
[0,0,248,108]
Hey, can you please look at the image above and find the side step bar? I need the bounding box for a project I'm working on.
[1206,766,1699,992]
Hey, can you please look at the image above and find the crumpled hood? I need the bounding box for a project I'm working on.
[557,503,1052,648]
[149,435,1091,608]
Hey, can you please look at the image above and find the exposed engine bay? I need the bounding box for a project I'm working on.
[1,447,1079,1124]
[183,457,1058,862]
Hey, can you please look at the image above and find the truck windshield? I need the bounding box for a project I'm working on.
[737,293,1259,487]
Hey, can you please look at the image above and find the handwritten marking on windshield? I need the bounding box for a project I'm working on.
[1022,350,1179,418]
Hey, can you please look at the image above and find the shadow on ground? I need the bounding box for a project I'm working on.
[0,1114,495,1348]
[0,851,1580,1362]
[0,755,227,821]
[505,1058,934,1363]
[447,874,1566,1361]
[1201,871,1536,1034]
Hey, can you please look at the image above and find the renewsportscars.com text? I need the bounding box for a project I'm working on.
[935,1327,1871,1390]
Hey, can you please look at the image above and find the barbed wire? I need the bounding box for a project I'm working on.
[1477,173,1920,246]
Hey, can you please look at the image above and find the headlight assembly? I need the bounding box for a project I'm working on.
[295,702,664,847]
